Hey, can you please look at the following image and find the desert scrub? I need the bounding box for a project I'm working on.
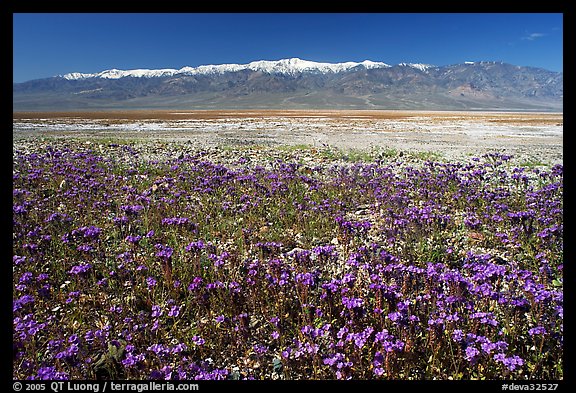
[13,141,562,380]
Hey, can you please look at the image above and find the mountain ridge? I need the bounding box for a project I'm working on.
[58,58,395,80]
[13,58,563,112]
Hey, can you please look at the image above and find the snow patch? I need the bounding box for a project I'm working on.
[60,58,392,80]
[397,63,436,72]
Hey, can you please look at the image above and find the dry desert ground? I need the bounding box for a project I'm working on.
[13,110,562,165]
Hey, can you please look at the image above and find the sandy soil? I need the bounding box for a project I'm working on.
[13,110,563,165]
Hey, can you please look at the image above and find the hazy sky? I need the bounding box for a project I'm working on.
[13,13,563,82]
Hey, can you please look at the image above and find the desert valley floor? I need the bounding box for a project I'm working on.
[13,110,562,165]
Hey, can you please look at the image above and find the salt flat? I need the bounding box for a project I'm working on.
[13,110,562,165]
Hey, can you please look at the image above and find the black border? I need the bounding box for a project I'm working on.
[7,2,570,389]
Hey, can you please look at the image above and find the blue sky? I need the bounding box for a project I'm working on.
[13,13,563,83]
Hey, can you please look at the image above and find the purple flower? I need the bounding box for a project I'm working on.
[494,354,525,371]
[186,240,205,252]
[445,313,460,322]
[337,326,349,339]
[342,296,364,310]
[69,263,92,275]
[161,217,196,231]
[151,305,162,317]
[481,341,498,355]
[172,343,188,354]
[13,255,27,265]
[191,335,205,346]
[148,343,169,355]
[312,244,338,258]
[209,252,230,268]
[65,291,80,304]
[19,272,33,284]
[125,235,142,244]
[109,305,123,314]
[388,311,404,323]
[146,277,157,289]
[323,352,345,367]
[528,326,547,336]
[27,320,45,337]
[78,225,101,239]
[295,272,316,286]
[36,366,69,380]
[113,216,129,225]
[188,277,203,291]
[321,279,341,296]
[465,346,480,363]
[452,329,464,342]
[168,305,181,318]
[95,325,111,341]
[206,281,225,290]
[122,352,144,367]
[45,212,72,223]
[470,312,498,326]
[382,339,404,353]
[154,244,173,260]
[375,329,392,343]
[121,204,144,215]
[253,344,268,355]
[14,205,27,214]
[278,271,290,286]
[76,244,94,252]
[301,325,313,336]
[352,334,367,349]
[84,330,95,343]
[373,351,384,368]
[493,353,506,363]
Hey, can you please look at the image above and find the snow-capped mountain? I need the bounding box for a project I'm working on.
[397,63,435,72]
[60,58,393,80]
[14,59,563,111]
[62,68,182,80]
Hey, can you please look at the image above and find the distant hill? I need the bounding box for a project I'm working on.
[13,58,563,111]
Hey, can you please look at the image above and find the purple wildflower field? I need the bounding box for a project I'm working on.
[13,140,563,380]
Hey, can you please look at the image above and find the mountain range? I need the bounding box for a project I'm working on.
[13,58,563,111]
